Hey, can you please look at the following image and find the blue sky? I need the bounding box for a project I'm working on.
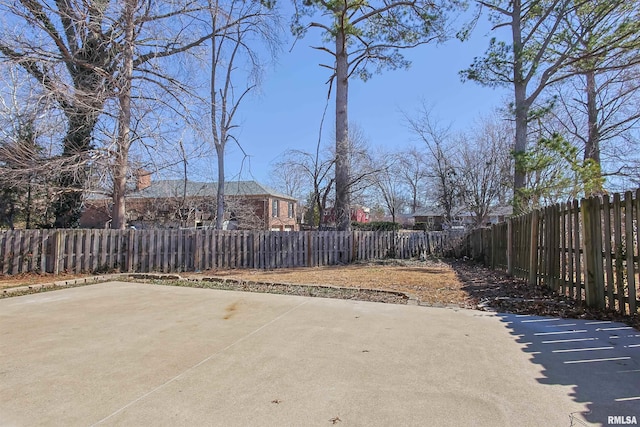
[194,9,511,185]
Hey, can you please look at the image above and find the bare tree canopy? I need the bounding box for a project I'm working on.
[205,0,282,229]
[406,105,513,225]
[269,123,375,229]
[0,0,216,227]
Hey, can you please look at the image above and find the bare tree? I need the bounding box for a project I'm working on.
[0,0,140,226]
[547,65,640,194]
[368,150,407,225]
[453,115,512,225]
[272,148,335,229]
[0,0,226,228]
[223,194,265,230]
[206,0,281,229]
[396,146,429,213]
[269,157,307,204]
[0,66,87,227]
[405,106,461,225]
[344,123,378,206]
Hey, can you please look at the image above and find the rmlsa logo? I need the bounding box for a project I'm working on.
[608,415,638,425]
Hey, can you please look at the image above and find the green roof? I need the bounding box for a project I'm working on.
[131,180,295,201]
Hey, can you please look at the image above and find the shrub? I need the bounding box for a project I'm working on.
[351,221,400,231]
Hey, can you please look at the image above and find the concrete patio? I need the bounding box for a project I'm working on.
[0,281,638,426]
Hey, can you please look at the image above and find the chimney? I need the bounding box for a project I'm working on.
[136,170,151,191]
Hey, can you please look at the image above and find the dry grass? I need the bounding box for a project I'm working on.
[193,260,468,306]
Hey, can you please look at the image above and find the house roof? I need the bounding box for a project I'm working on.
[412,207,448,217]
[131,180,296,201]
[489,205,514,217]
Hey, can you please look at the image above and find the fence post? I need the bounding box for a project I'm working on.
[528,210,539,285]
[351,231,357,262]
[53,230,62,275]
[550,203,560,291]
[625,192,637,313]
[193,230,202,272]
[582,196,605,309]
[493,226,500,269]
[507,219,513,276]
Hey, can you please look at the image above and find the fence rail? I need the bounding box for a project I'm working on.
[462,189,640,315]
[0,229,454,276]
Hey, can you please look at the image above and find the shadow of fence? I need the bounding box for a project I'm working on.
[496,313,640,426]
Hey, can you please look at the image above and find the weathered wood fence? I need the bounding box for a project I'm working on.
[461,190,640,315]
[0,229,453,276]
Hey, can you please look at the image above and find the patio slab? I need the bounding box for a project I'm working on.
[0,281,638,426]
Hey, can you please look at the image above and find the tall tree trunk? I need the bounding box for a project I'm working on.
[411,184,418,214]
[209,0,227,230]
[25,181,32,229]
[511,0,528,213]
[216,143,225,229]
[112,104,132,229]
[53,111,98,228]
[513,91,528,201]
[314,190,322,228]
[584,68,603,195]
[334,28,351,231]
[111,0,136,230]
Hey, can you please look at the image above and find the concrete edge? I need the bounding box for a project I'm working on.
[1,273,126,297]
[1,272,478,311]
[128,273,420,306]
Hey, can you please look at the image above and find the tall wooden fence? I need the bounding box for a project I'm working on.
[461,190,640,315]
[0,229,454,276]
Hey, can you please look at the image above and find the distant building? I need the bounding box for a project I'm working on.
[412,206,512,231]
[322,206,370,226]
[80,177,298,231]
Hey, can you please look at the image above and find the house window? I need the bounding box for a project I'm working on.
[288,202,294,218]
[272,200,279,217]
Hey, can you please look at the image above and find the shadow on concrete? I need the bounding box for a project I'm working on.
[497,313,640,426]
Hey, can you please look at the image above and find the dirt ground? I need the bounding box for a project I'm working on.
[194,259,466,307]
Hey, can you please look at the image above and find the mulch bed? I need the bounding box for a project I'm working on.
[449,260,640,331]
[147,277,411,305]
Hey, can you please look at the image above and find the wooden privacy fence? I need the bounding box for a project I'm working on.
[0,229,453,276]
[462,189,640,315]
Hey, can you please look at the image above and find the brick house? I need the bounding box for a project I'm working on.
[321,206,371,226]
[80,177,298,231]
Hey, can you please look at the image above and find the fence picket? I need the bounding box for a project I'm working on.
[635,188,640,312]
[11,230,21,274]
[573,199,582,302]
[625,191,637,313]
[583,197,605,309]
[602,195,615,309]
[559,203,567,295]
[613,193,625,314]
[528,210,539,286]
[551,204,560,291]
